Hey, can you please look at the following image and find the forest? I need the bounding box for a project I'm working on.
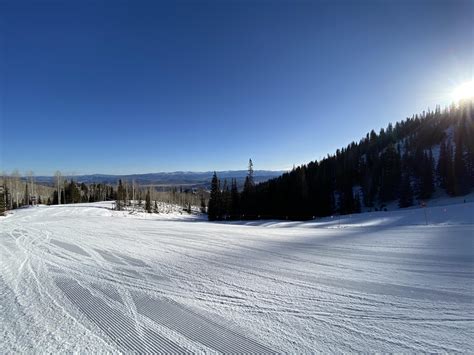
[207,100,473,220]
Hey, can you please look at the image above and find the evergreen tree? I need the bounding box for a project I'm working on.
[200,195,207,214]
[88,185,95,202]
[116,180,125,210]
[417,151,435,200]
[437,141,449,188]
[353,192,361,213]
[398,151,414,207]
[145,189,152,213]
[0,185,6,215]
[445,142,456,195]
[361,163,375,208]
[221,179,231,219]
[241,159,256,218]
[398,172,414,208]
[207,172,221,221]
[109,186,116,200]
[426,150,435,196]
[153,200,158,213]
[338,181,354,215]
[245,159,254,188]
[230,178,240,218]
[138,191,143,207]
[4,184,11,210]
[453,132,470,195]
[52,190,59,205]
[379,144,401,202]
[24,183,30,206]
[66,181,81,204]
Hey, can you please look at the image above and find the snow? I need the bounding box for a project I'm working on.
[1,201,473,352]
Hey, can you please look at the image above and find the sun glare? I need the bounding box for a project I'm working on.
[452,80,474,102]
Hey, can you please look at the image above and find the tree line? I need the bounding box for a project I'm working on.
[2,101,472,219]
[0,171,53,214]
[0,171,207,216]
[207,100,473,221]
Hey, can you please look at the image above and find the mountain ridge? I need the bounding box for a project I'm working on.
[33,170,285,187]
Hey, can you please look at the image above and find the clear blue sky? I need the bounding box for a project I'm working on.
[1,0,472,175]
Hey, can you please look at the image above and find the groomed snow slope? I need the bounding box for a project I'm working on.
[1,202,473,353]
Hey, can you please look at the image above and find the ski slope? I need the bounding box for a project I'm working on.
[1,202,473,353]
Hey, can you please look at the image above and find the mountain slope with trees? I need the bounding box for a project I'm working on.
[208,100,473,221]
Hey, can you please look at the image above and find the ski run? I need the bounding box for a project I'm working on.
[1,200,473,353]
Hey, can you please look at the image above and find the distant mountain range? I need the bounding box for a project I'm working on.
[34,170,284,188]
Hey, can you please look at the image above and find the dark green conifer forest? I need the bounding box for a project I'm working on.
[208,100,473,221]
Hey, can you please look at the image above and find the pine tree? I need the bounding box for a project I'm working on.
[418,151,435,200]
[145,189,152,213]
[24,183,30,206]
[109,186,116,200]
[52,190,59,205]
[453,132,469,195]
[399,172,414,208]
[208,172,221,221]
[360,162,375,208]
[4,184,11,210]
[379,144,401,202]
[353,192,361,213]
[200,195,207,214]
[221,179,231,219]
[153,200,158,213]
[0,185,6,215]
[339,182,354,214]
[67,181,81,203]
[116,180,125,210]
[242,159,256,218]
[243,159,255,191]
[138,191,143,207]
[230,178,240,218]
[445,142,456,195]
[437,141,448,188]
[426,150,435,196]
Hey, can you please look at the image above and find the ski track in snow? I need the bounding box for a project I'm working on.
[1,202,473,353]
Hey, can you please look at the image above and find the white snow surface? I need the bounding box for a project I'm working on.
[1,201,473,353]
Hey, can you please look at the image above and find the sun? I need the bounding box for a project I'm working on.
[452,80,474,102]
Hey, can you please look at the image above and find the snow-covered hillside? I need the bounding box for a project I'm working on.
[1,201,473,352]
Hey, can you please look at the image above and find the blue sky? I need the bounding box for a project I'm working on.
[1,0,472,175]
